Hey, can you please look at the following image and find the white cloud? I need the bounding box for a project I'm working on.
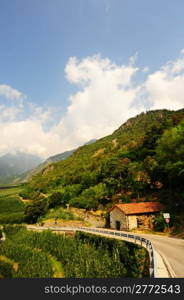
[0,51,184,159]
[54,55,143,149]
[0,105,23,121]
[129,52,138,66]
[0,119,63,158]
[142,66,149,73]
[144,52,184,110]
[0,84,25,100]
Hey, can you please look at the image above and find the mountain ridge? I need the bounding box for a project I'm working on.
[0,152,43,184]
[22,108,184,212]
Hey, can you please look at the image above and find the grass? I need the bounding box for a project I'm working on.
[39,207,83,222]
[0,187,25,224]
[49,255,64,278]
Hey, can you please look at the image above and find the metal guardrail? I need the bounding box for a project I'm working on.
[76,227,157,278]
[0,231,6,242]
[28,225,158,278]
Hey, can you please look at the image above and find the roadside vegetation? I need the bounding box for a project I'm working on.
[0,225,149,278]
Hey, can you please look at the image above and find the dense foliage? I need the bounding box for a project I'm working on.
[23,109,184,214]
[24,200,48,224]
[0,225,149,278]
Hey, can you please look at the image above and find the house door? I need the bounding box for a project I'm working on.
[115,221,121,230]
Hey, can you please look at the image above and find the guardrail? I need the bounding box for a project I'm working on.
[76,227,157,278]
[28,225,158,278]
[0,231,6,242]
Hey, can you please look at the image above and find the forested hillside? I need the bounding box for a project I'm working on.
[22,109,184,218]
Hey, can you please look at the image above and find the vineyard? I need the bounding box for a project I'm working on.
[0,225,149,278]
[0,187,25,224]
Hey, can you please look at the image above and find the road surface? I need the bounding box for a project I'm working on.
[135,232,184,277]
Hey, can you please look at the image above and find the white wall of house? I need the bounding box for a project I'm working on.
[127,215,137,230]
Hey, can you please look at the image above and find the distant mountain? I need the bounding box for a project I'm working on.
[45,149,76,164]
[26,109,184,211]
[0,152,43,184]
[13,139,97,183]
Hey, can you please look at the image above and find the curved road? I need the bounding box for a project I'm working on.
[134,232,184,278]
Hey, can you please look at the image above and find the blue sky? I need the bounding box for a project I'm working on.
[0,0,184,157]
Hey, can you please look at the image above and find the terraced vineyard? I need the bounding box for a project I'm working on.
[0,225,149,278]
[0,187,25,224]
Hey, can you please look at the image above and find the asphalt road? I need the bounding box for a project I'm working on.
[135,233,184,278]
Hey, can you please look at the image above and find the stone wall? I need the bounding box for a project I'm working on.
[110,208,156,231]
[110,207,128,230]
[136,214,155,229]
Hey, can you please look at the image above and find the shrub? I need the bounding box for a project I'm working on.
[153,214,166,231]
[48,192,64,208]
[24,200,48,224]
[70,196,98,210]
[69,183,108,210]
[0,260,13,278]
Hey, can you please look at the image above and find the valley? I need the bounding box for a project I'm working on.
[0,109,184,278]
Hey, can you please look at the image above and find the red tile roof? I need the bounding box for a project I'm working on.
[109,202,164,215]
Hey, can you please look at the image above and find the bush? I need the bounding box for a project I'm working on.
[153,214,166,231]
[48,192,64,208]
[62,184,82,201]
[69,183,108,210]
[0,260,13,278]
[24,200,48,224]
[70,196,98,210]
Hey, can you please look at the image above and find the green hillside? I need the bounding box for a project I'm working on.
[23,109,184,220]
[13,140,96,184]
[0,187,25,224]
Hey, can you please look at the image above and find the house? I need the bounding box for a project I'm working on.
[109,202,164,231]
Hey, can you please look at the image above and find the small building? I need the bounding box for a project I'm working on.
[109,202,164,231]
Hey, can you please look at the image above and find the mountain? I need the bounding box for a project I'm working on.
[45,149,76,164]
[36,139,96,168]
[24,109,184,211]
[14,139,97,184]
[0,152,43,184]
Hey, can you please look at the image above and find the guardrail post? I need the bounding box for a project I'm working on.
[55,226,157,278]
[0,231,6,242]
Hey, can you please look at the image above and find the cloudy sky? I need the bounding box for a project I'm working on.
[0,0,184,158]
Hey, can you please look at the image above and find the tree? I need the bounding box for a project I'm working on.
[156,121,184,186]
[24,200,48,224]
[155,121,184,209]
[48,192,64,208]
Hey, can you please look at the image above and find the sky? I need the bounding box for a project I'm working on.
[0,0,184,158]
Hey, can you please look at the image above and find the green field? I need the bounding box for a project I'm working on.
[0,187,25,224]
[0,225,149,278]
